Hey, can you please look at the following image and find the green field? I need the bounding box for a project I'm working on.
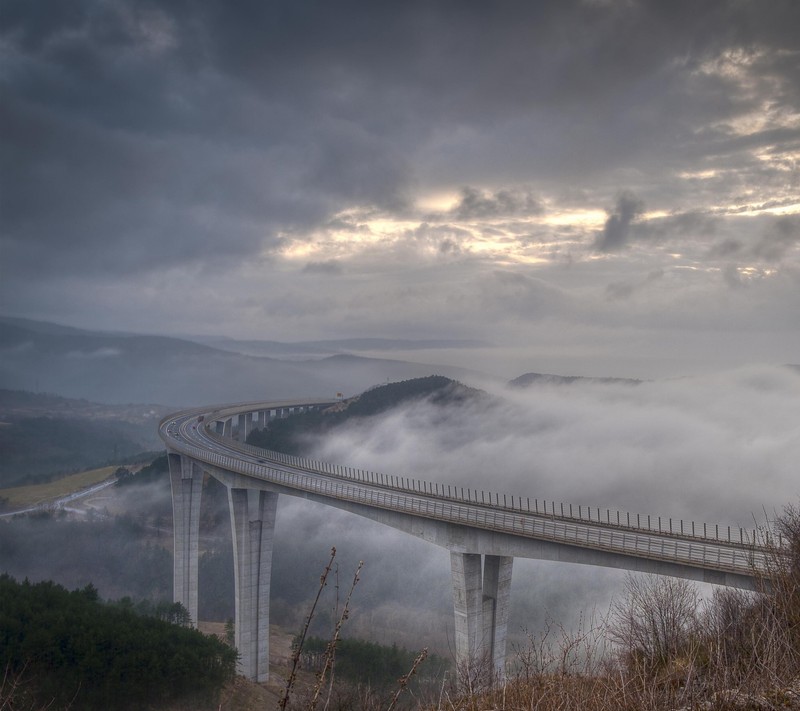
[0,466,118,508]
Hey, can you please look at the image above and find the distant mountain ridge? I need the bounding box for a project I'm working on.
[508,372,642,388]
[0,317,487,406]
[0,316,105,337]
[0,317,488,357]
[188,335,490,358]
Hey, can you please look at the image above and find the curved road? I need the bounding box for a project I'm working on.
[160,400,776,586]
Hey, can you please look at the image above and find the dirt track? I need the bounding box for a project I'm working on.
[198,621,315,709]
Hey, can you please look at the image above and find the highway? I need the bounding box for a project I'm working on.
[0,478,118,519]
[159,401,778,583]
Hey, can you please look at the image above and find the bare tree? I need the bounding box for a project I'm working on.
[609,573,700,676]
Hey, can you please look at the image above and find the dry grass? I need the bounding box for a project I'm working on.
[425,674,632,711]
[0,465,118,508]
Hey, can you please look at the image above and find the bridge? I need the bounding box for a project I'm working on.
[159,399,776,683]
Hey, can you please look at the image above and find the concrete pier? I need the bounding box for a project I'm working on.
[482,555,513,676]
[450,552,513,683]
[169,454,203,626]
[229,488,278,682]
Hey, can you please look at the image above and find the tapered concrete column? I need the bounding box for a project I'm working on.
[451,552,485,680]
[229,488,278,682]
[215,420,225,435]
[483,555,513,677]
[223,417,232,437]
[257,410,266,429]
[451,552,514,685]
[169,453,203,626]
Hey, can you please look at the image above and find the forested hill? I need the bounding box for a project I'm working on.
[0,575,236,710]
[247,375,483,455]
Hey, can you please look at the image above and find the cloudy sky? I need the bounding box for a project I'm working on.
[2,0,799,377]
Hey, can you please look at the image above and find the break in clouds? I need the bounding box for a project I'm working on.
[1,0,799,359]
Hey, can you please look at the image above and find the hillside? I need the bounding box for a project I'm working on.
[247,375,484,455]
[0,389,166,487]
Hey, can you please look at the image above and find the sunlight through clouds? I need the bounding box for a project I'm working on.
[1,0,799,373]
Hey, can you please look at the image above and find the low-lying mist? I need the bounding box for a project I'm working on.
[309,365,800,527]
[269,496,623,655]
[265,364,800,652]
[5,366,798,661]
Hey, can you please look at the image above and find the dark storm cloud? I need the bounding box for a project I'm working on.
[752,216,800,262]
[705,216,800,266]
[0,0,416,279]
[302,260,343,275]
[708,238,744,259]
[2,0,800,293]
[605,269,665,301]
[722,264,747,289]
[382,223,476,259]
[430,187,544,221]
[593,192,645,253]
[639,212,719,242]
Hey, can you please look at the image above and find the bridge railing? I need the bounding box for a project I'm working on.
[167,418,780,572]
[169,431,772,578]
[199,417,778,552]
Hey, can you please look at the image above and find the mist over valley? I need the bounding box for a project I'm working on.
[3,318,799,670]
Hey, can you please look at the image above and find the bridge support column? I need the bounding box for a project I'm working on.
[245,412,255,440]
[258,410,266,429]
[169,453,203,627]
[483,555,513,677]
[229,488,278,682]
[215,420,225,435]
[450,552,513,685]
[223,418,232,437]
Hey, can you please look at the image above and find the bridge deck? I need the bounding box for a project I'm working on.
[159,402,780,583]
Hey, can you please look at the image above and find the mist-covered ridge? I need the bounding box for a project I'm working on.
[509,372,643,388]
[247,375,484,456]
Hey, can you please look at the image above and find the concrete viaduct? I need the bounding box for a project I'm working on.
[159,399,775,684]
